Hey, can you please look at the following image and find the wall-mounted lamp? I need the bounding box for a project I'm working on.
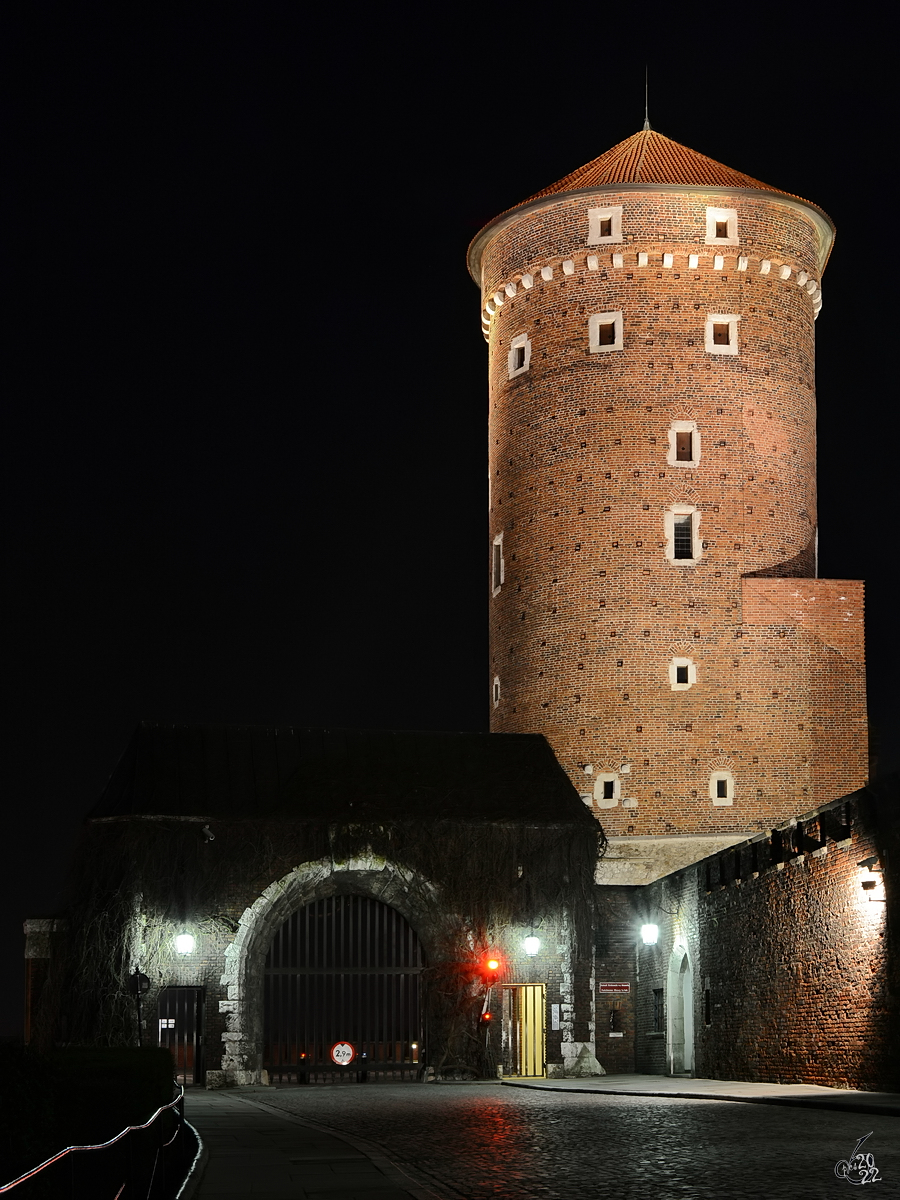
[641,924,659,945]
[857,856,886,903]
[523,935,541,957]
[175,933,196,954]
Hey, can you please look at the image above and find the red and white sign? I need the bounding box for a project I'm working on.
[598,982,630,994]
[329,1041,356,1066]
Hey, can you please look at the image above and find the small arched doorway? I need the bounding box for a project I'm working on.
[263,894,425,1082]
[666,944,694,1076]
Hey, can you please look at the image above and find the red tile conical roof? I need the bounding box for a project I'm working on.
[467,127,835,280]
[524,128,781,201]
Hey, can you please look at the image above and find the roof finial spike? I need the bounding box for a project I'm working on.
[643,66,651,131]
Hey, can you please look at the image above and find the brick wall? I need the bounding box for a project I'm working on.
[482,185,867,836]
[633,789,898,1089]
[594,889,639,1072]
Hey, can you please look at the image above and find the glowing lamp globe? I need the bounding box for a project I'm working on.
[175,933,196,954]
[640,924,659,946]
[522,936,541,957]
[486,959,500,972]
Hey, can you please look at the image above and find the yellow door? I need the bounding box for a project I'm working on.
[501,984,545,1078]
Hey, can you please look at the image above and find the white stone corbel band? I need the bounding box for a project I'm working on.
[480,251,822,340]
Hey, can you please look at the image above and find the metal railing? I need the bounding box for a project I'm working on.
[0,1083,193,1199]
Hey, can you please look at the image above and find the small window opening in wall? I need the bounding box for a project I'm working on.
[492,537,504,594]
[589,311,623,354]
[715,220,728,239]
[652,989,664,1032]
[712,322,730,346]
[602,779,615,800]
[598,217,612,238]
[673,514,693,559]
[675,431,693,461]
[710,770,734,805]
[669,656,695,689]
[507,333,531,378]
[492,676,500,708]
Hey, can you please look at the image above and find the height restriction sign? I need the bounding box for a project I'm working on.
[330,1041,356,1066]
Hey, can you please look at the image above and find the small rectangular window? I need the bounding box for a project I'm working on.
[676,665,689,684]
[716,778,728,798]
[597,322,616,346]
[705,207,738,245]
[513,345,525,370]
[712,322,730,345]
[652,989,664,1032]
[602,779,615,800]
[675,431,693,461]
[673,514,693,559]
[587,206,623,244]
[492,541,502,592]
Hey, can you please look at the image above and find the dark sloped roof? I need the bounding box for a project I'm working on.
[88,722,595,827]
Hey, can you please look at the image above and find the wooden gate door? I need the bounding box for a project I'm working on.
[264,895,425,1082]
[157,986,204,1085]
[501,984,546,1078]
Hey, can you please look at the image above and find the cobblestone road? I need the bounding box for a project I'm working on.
[233,1082,898,1200]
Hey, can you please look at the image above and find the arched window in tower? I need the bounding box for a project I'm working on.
[587,205,623,244]
[588,311,623,355]
[705,207,738,246]
[667,421,701,468]
[664,506,702,564]
[491,533,504,596]
[705,314,740,356]
[508,333,532,379]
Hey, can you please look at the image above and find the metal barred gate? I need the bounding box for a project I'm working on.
[264,895,425,1083]
[157,986,205,1086]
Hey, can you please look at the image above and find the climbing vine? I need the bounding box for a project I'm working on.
[36,814,603,1065]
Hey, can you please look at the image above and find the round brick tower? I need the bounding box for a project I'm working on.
[470,129,867,879]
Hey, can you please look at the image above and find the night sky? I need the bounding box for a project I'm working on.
[2,8,896,1038]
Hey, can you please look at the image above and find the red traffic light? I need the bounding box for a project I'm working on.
[486,958,500,972]
[480,1011,493,1023]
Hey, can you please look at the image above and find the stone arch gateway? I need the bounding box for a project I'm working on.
[217,856,443,1086]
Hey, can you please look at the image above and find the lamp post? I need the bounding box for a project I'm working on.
[129,970,150,1047]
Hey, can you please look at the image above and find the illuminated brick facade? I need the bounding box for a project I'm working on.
[470,130,867,874]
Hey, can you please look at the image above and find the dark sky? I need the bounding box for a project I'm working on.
[2,8,896,1037]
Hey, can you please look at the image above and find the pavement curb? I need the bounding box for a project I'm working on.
[228,1092,442,1199]
[173,1119,208,1200]
[500,1080,900,1117]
